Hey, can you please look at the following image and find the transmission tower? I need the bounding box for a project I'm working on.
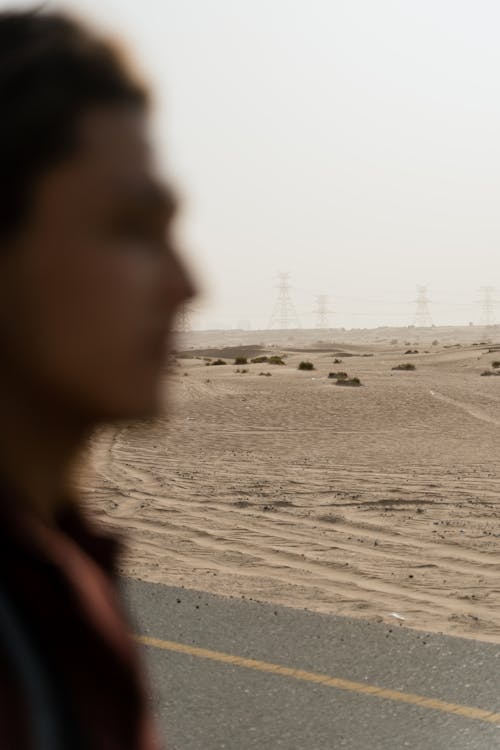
[175,303,192,333]
[268,273,301,329]
[479,286,497,327]
[413,286,433,327]
[314,295,331,329]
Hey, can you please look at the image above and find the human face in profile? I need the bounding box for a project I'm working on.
[0,106,195,422]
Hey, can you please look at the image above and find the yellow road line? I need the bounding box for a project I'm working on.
[136,635,500,726]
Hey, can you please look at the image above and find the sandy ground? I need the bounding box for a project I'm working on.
[78,331,500,643]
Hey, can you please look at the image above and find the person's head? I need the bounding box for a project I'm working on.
[0,9,194,423]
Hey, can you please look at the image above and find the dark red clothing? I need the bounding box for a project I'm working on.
[0,483,160,749]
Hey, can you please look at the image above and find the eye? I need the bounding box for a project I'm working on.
[113,216,149,241]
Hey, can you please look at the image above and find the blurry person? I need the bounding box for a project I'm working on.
[0,8,194,749]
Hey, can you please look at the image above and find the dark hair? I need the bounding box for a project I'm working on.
[0,9,148,241]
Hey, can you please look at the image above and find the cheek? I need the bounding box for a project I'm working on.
[27,239,164,413]
[48,245,147,345]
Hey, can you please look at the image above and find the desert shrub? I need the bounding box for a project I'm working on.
[492,361,500,368]
[259,371,272,377]
[481,370,498,376]
[268,355,285,365]
[298,361,315,370]
[404,349,419,355]
[251,355,268,364]
[328,371,348,380]
[432,340,439,346]
[336,377,361,387]
[333,358,343,364]
[211,359,227,366]
[234,356,248,365]
[392,363,416,371]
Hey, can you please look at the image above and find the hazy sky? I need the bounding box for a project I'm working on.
[5,1,500,329]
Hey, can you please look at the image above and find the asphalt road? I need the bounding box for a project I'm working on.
[122,578,500,750]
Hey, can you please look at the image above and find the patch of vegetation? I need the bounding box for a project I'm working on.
[268,355,285,365]
[333,358,343,364]
[319,513,344,524]
[234,357,248,365]
[432,340,439,346]
[210,359,227,366]
[235,368,249,374]
[298,361,315,371]
[336,377,362,387]
[259,371,272,377]
[328,371,348,380]
[251,355,268,364]
[481,370,500,377]
[392,363,416,371]
[404,349,419,355]
[492,361,500,368]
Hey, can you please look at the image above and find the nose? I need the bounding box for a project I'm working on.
[162,246,198,311]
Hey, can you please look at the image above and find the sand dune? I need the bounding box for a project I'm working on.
[79,334,500,642]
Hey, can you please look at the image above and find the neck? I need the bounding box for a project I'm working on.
[0,379,91,525]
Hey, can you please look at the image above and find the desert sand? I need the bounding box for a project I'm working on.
[78,327,500,642]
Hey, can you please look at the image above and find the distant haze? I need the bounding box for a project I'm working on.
[6,0,500,329]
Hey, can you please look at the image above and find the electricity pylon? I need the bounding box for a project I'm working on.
[268,273,301,329]
[314,295,331,328]
[479,286,497,327]
[413,286,433,327]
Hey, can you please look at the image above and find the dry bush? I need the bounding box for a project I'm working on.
[298,361,315,371]
[392,363,416,371]
[336,377,362,387]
